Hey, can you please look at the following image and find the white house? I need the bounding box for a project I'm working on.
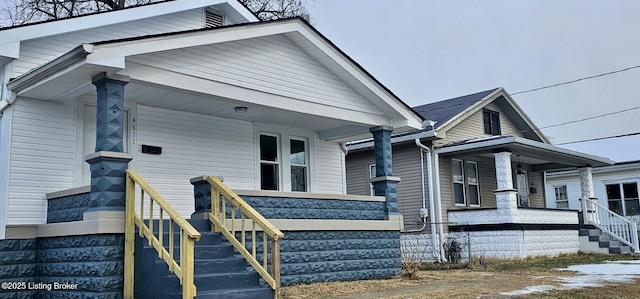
[0,1,423,297]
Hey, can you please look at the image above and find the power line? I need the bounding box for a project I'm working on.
[537,106,640,130]
[512,64,640,95]
[555,131,640,145]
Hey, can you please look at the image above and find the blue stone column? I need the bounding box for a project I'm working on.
[86,73,132,212]
[191,176,214,219]
[370,126,401,217]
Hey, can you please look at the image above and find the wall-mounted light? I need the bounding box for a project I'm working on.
[234,106,248,113]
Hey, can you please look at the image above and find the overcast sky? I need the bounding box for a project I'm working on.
[307,0,640,163]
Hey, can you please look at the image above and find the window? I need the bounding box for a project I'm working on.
[483,109,501,135]
[452,159,465,205]
[369,164,376,196]
[554,185,569,209]
[260,134,280,190]
[452,159,481,206]
[257,127,312,192]
[466,161,480,206]
[606,182,640,216]
[290,139,307,192]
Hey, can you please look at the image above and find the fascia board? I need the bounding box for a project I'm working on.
[0,0,239,43]
[0,42,20,59]
[346,129,438,151]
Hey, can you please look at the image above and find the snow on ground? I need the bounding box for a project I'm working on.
[500,260,640,296]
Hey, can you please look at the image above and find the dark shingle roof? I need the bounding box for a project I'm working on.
[413,88,500,129]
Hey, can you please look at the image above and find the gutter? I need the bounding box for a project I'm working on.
[6,44,91,96]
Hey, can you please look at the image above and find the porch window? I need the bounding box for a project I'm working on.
[452,159,465,205]
[466,161,480,206]
[606,182,640,216]
[369,164,376,196]
[554,185,569,209]
[260,134,280,190]
[483,109,501,135]
[290,139,307,192]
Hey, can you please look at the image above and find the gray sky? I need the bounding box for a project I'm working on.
[307,0,640,162]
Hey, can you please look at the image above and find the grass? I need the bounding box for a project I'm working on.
[281,252,640,299]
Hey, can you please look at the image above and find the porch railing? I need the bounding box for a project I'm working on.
[581,197,640,253]
[124,169,201,299]
[206,176,284,298]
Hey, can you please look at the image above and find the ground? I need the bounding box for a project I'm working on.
[280,253,640,299]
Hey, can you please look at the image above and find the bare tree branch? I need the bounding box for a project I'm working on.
[0,0,313,28]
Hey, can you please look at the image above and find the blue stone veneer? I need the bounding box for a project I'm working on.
[0,239,38,299]
[244,230,401,286]
[240,196,386,220]
[47,192,91,223]
[0,234,124,299]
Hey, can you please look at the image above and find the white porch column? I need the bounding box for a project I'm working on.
[579,166,595,199]
[493,152,518,218]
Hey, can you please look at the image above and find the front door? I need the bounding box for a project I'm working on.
[516,171,529,207]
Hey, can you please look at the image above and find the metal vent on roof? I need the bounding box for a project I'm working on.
[205,10,224,28]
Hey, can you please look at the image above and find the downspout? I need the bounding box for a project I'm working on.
[414,138,441,261]
[0,62,15,116]
[433,150,446,261]
[340,142,348,194]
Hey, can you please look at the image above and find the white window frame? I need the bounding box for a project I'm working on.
[466,161,481,207]
[289,136,309,192]
[452,158,466,206]
[369,163,376,196]
[605,181,640,216]
[554,185,569,209]
[255,123,315,192]
[259,133,282,191]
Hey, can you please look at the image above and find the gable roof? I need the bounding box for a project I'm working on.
[413,88,499,130]
[5,17,423,140]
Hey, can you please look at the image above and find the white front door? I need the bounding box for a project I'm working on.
[516,171,529,207]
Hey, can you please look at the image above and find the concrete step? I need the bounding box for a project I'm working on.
[194,271,261,292]
[194,286,273,299]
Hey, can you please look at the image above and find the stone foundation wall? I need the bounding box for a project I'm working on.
[0,239,38,299]
[0,235,124,299]
[278,230,400,285]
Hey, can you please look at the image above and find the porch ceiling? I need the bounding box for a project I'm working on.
[435,136,614,171]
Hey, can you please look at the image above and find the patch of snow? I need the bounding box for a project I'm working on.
[501,260,640,296]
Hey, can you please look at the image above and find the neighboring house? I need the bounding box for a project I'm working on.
[0,1,424,297]
[346,87,618,261]
[546,160,640,219]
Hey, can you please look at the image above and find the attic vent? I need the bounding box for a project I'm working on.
[205,11,224,28]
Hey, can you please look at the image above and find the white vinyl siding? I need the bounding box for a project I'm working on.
[13,9,205,77]
[8,99,76,224]
[314,137,343,194]
[128,35,383,115]
[136,105,255,218]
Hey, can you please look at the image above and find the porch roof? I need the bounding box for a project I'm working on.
[5,18,423,142]
[434,136,614,171]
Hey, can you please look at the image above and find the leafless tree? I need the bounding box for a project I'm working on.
[0,0,312,28]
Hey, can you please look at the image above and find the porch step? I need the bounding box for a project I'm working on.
[134,219,272,299]
[581,226,636,255]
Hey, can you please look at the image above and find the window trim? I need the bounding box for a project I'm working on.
[369,163,376,196]
[483,108,501,135]
[255,123,315,192]
[554,185,569,209]
[605,181,640,216]
[452,158,467,206]
[289,136,309,192]
[466,161,481,207]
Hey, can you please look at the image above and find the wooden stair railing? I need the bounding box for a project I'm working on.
[206,176,284,299]
[124,169,201,299]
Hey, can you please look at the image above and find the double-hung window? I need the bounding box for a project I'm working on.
[606,182,639,216]
[369,164,376,196]
[258,128,311,192]
[554,185,569,209]
[452,159,481,206]
[483,109,501,135]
